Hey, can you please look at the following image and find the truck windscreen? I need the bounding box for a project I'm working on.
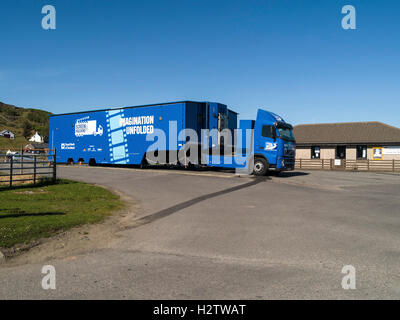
[278,127,295,141]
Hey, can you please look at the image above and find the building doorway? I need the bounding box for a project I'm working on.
[335,145,346,169]
[336,146,346,159]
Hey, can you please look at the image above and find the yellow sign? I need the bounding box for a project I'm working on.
[372,147,383,160]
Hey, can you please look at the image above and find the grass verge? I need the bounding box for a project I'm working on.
[0,179,123,248]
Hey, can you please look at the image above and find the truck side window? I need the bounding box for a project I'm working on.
[262,125,273,138]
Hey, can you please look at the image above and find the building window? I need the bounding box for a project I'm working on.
[356,145,367,159]
[311,146,320,159]
[262,125,273,138]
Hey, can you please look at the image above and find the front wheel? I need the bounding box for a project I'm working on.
[253,157,269,176]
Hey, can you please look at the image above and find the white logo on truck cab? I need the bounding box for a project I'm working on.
[265,142,277,150]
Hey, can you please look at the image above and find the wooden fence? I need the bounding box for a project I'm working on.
[295,159,400,172]
[0,149,57,188]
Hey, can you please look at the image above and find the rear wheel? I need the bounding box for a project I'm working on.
[140,156,148,169]
[88,158,96,166]
[253,157,268,176]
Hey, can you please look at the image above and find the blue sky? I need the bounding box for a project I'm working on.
[0,0,399,126]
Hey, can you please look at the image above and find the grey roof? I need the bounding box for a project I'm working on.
[293,121,400,145]
[25,143,49,149]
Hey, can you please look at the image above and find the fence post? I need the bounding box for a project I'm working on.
[322,159,325,170]
[367,159,370,171]
[20,146,24,175]
[33,155,37,184]
[53,148,57,182]
[330,159,333,170]
[9,157,13,188]
[300,159,302,169]
[393,159,395,173]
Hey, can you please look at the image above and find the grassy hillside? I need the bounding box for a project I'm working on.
[0,102,52,150]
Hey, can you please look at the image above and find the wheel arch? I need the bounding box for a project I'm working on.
[253,153,269,164]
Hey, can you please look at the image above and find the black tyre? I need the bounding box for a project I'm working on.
[140,156,148,169]
[253,157,269,176]
[88,158,96,166]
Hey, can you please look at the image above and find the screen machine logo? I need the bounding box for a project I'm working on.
[75,116,103,137]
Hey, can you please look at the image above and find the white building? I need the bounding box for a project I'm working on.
[29,132,43,143]
[0,130,15,139]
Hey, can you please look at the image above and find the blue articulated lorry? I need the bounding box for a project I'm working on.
[49,101,296,175]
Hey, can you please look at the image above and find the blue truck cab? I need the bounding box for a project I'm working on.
[206,107,296,175]
[251,109,296,175]
[49,101,295,176]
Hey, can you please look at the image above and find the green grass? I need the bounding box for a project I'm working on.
[0,179,123,248]
[0,136,30,151]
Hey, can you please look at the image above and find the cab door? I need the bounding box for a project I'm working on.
[254,124,278,165]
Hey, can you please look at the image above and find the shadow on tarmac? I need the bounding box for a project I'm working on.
[125,176,270,229]
[276,171,310,178]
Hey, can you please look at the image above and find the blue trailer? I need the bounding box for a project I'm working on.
[49,101,296,175]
